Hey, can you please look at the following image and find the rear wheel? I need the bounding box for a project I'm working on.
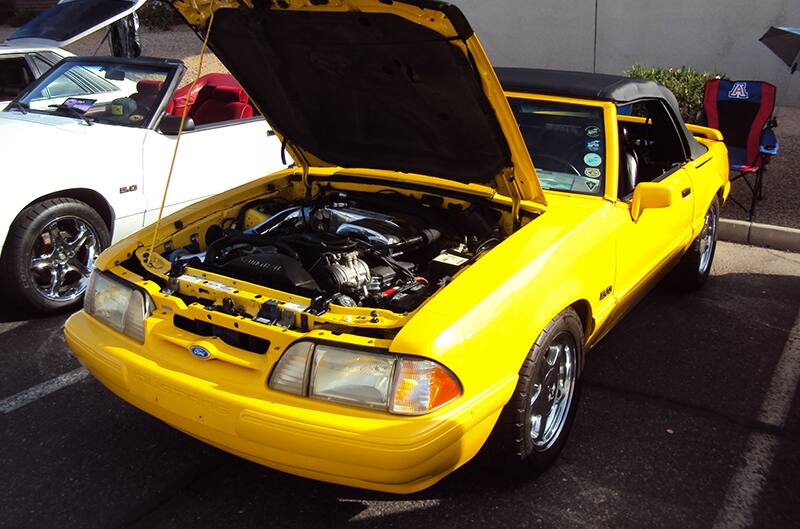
[2,198,109,312]
[485,308,583,473]
[673,196,719,289]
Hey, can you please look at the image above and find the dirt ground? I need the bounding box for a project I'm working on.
[2,24,798,228]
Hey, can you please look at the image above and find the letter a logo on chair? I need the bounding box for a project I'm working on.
[728,82,749,99]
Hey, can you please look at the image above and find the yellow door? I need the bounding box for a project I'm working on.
[613,168,694,304]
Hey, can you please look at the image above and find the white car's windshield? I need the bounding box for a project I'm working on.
[13,60,170,127]
[508,98,607,196]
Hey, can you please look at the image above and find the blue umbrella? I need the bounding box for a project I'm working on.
[759,26,800,74]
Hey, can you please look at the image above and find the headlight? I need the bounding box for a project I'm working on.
[84,271,154,343]
[269,342,462,415]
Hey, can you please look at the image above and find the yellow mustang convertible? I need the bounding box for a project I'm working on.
[65,0,729,493]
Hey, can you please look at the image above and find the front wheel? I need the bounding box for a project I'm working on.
[2,198,109,312]
[485,308,584,474]
[673,196,719,289]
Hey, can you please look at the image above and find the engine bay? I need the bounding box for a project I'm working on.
[164,191,505,315]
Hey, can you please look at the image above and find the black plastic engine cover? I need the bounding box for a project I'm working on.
[217,248,320,294]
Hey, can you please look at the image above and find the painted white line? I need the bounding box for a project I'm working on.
[0,367,89,414]
[712,309,800,529]
[0,321,27,336]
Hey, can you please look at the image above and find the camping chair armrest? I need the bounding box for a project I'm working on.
[760,128,779,156]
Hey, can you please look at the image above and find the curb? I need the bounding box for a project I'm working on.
[719,218,800,253]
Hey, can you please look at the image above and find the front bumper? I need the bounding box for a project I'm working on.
[65,311,513,493]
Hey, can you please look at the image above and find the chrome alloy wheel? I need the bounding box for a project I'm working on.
[698,205,718,274]
[529,333,577,451]
[29,216,100,302]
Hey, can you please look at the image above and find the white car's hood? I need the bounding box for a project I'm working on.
[0,111,96,142]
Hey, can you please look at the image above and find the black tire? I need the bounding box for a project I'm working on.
[484,308,584,474]
[2,198,110,313]
[673,195,720,290]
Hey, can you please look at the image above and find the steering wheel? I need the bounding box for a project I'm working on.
[533,154,582,177]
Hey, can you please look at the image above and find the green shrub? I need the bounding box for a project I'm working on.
[625,65,725,123]
[138,0,181,31]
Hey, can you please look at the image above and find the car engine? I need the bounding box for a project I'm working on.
[165,191,504,314]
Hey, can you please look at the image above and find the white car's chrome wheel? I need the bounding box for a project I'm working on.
[29,216,101,302]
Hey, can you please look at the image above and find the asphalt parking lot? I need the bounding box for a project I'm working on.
[1,241,798,529]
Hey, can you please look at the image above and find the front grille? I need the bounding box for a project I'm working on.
[173,315,270,355]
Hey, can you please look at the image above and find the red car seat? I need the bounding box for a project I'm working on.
[167,73,242,118]
[131,80,163,112]
[192,86,254,126]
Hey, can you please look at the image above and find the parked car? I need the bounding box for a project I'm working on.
[1,55,286,311]
[65,0,729,493]
[0,0,147,105]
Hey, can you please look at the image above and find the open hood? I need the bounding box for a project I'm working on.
[172,0,545,207]
[5,0,147,48]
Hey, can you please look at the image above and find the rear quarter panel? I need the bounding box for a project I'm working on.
[688,135,730,235]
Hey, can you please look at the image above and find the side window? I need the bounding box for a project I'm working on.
[617,100,687,193]
[31,54,56,77]
[0,57,34,99]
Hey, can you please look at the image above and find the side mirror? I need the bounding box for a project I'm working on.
[159,114,195,135]
[630,182,672,222]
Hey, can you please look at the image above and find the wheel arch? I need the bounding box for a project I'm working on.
[568,299,594,338]
[24,189,115,237]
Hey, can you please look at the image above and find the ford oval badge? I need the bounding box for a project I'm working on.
[189,345,211,360]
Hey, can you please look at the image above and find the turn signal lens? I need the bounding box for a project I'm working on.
[268,342,314,395]
[390,358,462,415]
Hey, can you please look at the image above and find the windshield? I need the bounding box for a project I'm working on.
[11,60,171,128]
[508,98,606,196]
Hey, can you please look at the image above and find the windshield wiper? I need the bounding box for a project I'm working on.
[6,101,29,114]
[49,104,93,126]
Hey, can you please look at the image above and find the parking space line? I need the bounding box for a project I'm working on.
[0,367,88,414]
[712,309,800,529]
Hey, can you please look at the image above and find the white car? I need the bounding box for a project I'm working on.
[1,0,148,105]
[0,54,287,312]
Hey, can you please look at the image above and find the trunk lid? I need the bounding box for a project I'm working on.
[5,0,148,48]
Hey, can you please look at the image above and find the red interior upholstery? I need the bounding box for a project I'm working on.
[192,86,254,126]
[168,73,243,118]
[131,80,163,112]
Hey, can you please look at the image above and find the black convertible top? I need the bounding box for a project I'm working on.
[495,67,668,103]
[496,67,706,159]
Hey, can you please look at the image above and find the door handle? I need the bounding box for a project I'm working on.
[681,188,691,198]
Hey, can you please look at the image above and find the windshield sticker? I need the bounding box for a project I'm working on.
[129,114,144,122]
[586,140,601,152]
[584,153,603,167]
[584,168,602,179]
[585,126,601,138]
[61,97,95,114]
[585,180,599,191]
